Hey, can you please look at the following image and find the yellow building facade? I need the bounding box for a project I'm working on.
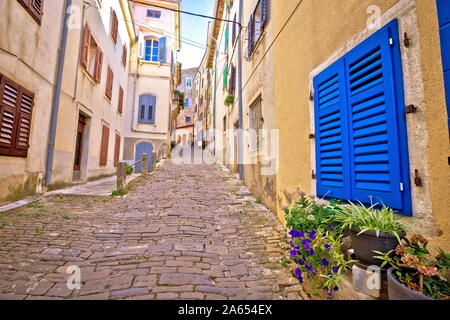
[272,0,450,251]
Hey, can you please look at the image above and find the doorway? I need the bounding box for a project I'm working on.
[135,141,153,172]
[73,114,86,181]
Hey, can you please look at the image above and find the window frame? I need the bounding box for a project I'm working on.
[144,38,160,62]
[18,0,44,24]
[138,94,156,124]
[249,95,263,152]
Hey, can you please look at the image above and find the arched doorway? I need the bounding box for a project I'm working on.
[135,141,153,172]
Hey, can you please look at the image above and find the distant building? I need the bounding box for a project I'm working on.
[175,68,198,146]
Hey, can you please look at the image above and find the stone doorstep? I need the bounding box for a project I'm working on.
[0,196,41,213]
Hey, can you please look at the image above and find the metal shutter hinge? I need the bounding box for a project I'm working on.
[405,104,418,113]
[389,38,394,46]
[311,170,316,179]
[414,169,423,187]
[400,183,404,191]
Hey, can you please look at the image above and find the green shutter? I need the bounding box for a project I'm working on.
[225,24,229,50]
[223,64,228,90]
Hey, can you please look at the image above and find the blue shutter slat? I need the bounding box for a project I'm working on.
[436,0,450,27]
[314,59,351,199]
[159,37,166,62]
[344,19,409,212]
[439,24,450,71]
[248,15,253,56]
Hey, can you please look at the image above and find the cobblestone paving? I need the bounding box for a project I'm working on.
[0,160,306,300]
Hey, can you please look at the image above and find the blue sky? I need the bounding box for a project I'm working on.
[177,0,215,69]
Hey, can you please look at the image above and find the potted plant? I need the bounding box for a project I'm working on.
[334,201,408,266]
[126,166,133,175]
[224,94,235,106]
[375,234,449,300]
[283,193,356,299]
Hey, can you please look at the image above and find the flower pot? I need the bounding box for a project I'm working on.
[387,267,435,300]
[350,226,405,266]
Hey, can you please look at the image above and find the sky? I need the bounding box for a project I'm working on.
[177,0,215,69]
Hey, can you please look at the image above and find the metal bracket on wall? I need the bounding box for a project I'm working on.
[311,170,316,179]
[309,133,315,139]
[309,90,314,101]
[414,169,422,187]
[404,32,410,47]
[405,104,418,114]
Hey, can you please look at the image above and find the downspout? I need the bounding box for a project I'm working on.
[237,0,243,180]
[213,44,218,156]
[45,0,73,186]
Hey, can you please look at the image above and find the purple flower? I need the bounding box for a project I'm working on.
[324,244,331,251]
[298,191,305,196]
[322,258,329,267]
[290,250,298,257]
[290,241,294,247]
[322,232,326,237]
[309,248,315,256]
[289,230,301,238]
[297,259,304,266]
[326,291,332,299]
[308,230,316,240]
[303,243,311,251]
[281,206,288,210]
[305,264,313,271]
[333,286,339,292]
[299,231,305,238]
[298,276,303,283]
[332,266,339,273]
[328,225,334,230]
[295,268,302,278]
[311,269,316,275]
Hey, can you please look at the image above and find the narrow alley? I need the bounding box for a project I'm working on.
[0,159,304,300]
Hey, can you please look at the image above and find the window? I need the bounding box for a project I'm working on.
[248,0,267,56]
[110,9,118,44]
[105,66,113,100]
[313,19,411,215]
[118,86,123,114]
[147,9,161,18]
[145,38,166,62]
[436,0,450,139]
[185,98,190,108]
[0,73,34,157]
[82,25,103,82]
[249,96,263,151]
[186,117,191,123]
[186,78,192,87]
[18,0,44,24]
[99,125,109,166]
[138,94,156,124]
[225,23,229,51]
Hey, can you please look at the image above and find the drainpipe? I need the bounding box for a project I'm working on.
[45,0,73,186]
[237,0,243,180]
[213,42,218,156]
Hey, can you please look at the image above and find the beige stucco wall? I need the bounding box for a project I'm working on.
[0,0,64,203]
[272,0,450,251]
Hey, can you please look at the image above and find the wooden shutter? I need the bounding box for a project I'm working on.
[0,75,34,157]
[437,0,450,139]
[111,10,118,44]
[313,59,351,200]
[82,25,91,68]
[94,47,103,83]
[99,125,109,165]
[261,0,267,29]
[158,37,166,62]
[118,86,123,114]
[105,66,113,100]
[18,0,44,24]
[114,133,120,166]
[122,44,127,67]
[248,15,253,56]
[344,19,406,211]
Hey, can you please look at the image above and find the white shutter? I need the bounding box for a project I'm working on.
[137,31,145,59]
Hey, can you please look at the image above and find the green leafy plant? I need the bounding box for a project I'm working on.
[126,166,134,175]
[283,193,343,234]
[334,200,408,242]
[62,214,71,220]
[174,90,185,108]
[375,234,449,299]
[224,94,235,106]
[255,198,262,204]
[111,189,125,197]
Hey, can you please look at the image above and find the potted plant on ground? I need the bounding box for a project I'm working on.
[283,193,356,299]
[334,201,408,266]
[375,234,449,300]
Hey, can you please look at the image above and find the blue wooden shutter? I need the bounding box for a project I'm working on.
[313,59,351,200]
[149,94,156,123]
[248,15,253,56]
[159,37,166,62]
[437,0,450,139]
[261,0,267,29]
[343,19,409,212]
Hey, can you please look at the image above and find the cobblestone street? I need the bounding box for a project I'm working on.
[0,160,305,300]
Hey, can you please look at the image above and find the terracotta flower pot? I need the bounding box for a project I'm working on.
[387,267,435,300]
[350,226,405,266]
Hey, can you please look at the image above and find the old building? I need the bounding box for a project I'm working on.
[123,0,181,171]
[52,0,135,186]
[0,0,65,204]
[194,52,212,148]
[175,68,197,146]
[206,0,450,251]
